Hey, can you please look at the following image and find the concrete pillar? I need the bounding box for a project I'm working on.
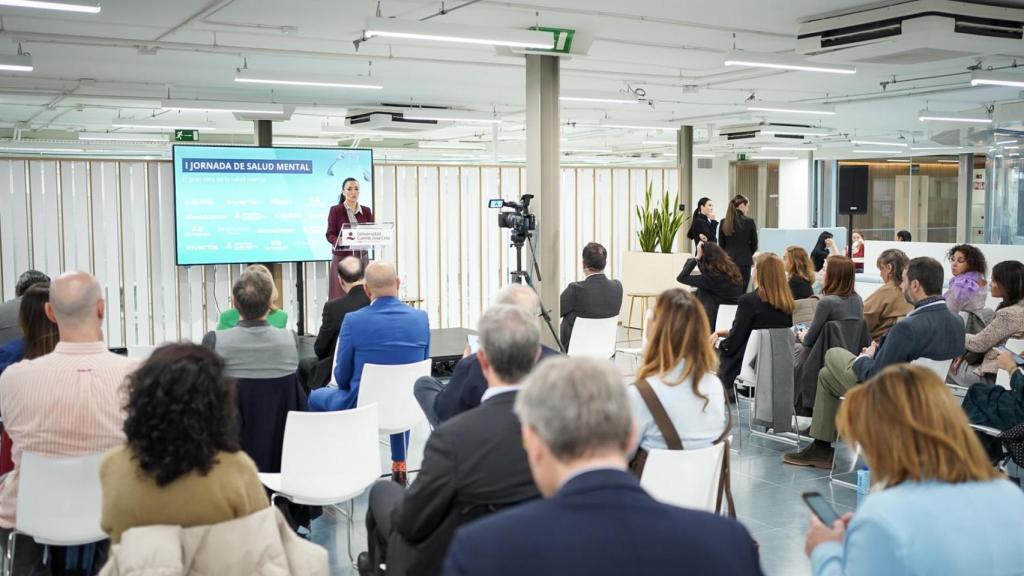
[255,120,273,147]
[957,153,971,243]
[525,55,561,349]
[676,126,693,252]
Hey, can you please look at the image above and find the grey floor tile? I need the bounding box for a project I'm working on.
[755,527,813,576]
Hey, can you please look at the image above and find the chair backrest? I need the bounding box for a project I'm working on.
[16,451,106,546]
[126,345,157,361]
[912,357,954,380]
[357,359,433,434]
[715,304,738,333]
[640,443,726,513]
[567,316,619,359]
[996,338,1024,390]
[735,329,761,386]
[279,406,382,499]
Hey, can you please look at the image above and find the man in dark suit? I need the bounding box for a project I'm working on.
[0,270,49,345]
[785,257,966,468]
[559,242,623,350]
[359,304,541,576]
[414,284,559,428]
[443,357,762,576]
[309,257,371,389]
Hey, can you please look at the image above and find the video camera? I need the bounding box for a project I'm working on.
[489,194,536,241]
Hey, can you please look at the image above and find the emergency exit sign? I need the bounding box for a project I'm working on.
[530,27,575,54]
[174,129,199,142]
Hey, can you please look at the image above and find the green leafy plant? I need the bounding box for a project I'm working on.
[634,182,659,252]
[655,188,688,253]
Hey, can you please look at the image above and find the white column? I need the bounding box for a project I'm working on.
[778,154,812,228]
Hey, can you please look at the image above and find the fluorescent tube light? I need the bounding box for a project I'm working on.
[562,148,612,154]
[850,140,908,148]
[0,0,99,13]
[761,146,816,151]
[970,71,1024,88]
[599,120,677,131]
[886,159,910,163]
[0,53,33,72]
[917,110,991,123]
[363,17,553,50]
[724,51,855,75]
[111,119,218,131]
[997,140,1018,145]
[162,99,287,116]
[750,155,798,160]
[234,69,383,90]
[418,142,488,150]
[560,90,639,105]
[403,109,500,124]
[761,126,832,136]
[937,160,960,164]
[853,149,903,155]
[79,132,169,142]
[745,101,835,115]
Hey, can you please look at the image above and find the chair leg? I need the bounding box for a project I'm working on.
[5,529,17,576]
[346,499,356,563]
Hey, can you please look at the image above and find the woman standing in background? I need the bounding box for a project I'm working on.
[686,197,718,251]
[326,177,374,299]
[719,194,758,291]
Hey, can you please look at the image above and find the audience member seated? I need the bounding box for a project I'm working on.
[785,257,966,468]
[717,254,795,398]
[310,256,370,389]
[945,244,988,315]
[415,285,558,428]
[676,241,743,329]
[850,230,865,273]
[896,229,912,242]
[0,283,58,375]
[795,256,862,355]
[862,249,913,341]
[785,246,816,301]
[443,357,763,576]
[0,269,49,345]
[309,261,429,484]
[216,264,289,330]
[359,305,540,576]
[628,288,726,474]
[101,343,268,543]
[810,231,837,272]
[202,269,299,379]
[805,364,1024,576]
[952,260,1024,387]
[558,242,622,350]
[963,348,1024,458]
[0,271,137,573]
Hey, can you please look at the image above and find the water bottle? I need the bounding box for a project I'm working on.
[856,467,871,506]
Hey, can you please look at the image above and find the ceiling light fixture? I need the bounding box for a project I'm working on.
[997,140,1018,145]
[0,0,99,13]
[761,126,832,136]
[750,155,799,160]
[917,109,992,123]
[723,50,856,75]
[970,71,1024,88]
[161,99,287,116]
[852,149,903,155]
[886,159,911,163]
[403,109,501,124]
[418,142,488,150]
[363,17,553,50]
[745,101,835,115]
[562,148,613,154]
[599,120,677,131]
[234,69,383,90]
[111,119,218,131]
[850,140,908,148]
[937,159,960,164]
[560,90,639,105]
[78,132,169,142]
[0,51,33,72]
[760,145,816,151]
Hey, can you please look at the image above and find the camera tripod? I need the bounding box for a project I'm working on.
[509,231,565,353]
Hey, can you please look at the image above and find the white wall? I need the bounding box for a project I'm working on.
[778,157,811,228]
[693,156,730,217]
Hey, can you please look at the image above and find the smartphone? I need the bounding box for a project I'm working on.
[795,323,808,332]
[802,492,839,526]
[467,334,480,354]
[996,346,1024,366]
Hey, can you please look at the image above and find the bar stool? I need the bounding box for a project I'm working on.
[625,292,659,337]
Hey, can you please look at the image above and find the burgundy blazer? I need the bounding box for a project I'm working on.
[326,203,374,253]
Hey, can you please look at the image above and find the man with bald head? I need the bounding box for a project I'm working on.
[309,256,371,389]
[415,284,560,428]
[0,271,135,571]
[309,261,430,484]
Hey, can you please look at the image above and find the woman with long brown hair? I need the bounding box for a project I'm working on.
[628,289,726,458]
[0,283,59,374]
[804,365,1024,575]
[717,253,795,400]
[718,194,758,290]
[676,241,743,329]
[795,255,863,351]
[785,246,816,300]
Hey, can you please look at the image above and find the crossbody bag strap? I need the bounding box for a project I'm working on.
[714,439,736,517]
[635,378,683,450]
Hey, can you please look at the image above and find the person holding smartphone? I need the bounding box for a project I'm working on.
[804,364,1024,576]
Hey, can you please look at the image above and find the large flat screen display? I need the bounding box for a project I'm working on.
[173,145,373,266]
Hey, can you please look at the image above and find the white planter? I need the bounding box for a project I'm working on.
[619,250,693,329]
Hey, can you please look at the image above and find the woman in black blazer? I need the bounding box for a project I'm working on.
[784,246,816,300]
[719,194,758,290]
[676,242,743,330]
[810,231,835,272]
[716,254,795,399]
[686,197,718,251]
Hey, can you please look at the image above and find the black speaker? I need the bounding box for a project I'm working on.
[838,165,869,215]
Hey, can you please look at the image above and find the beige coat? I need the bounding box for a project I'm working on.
[99,507,328,576]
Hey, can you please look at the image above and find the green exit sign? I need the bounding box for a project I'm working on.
[737,153,749,161]
[530,27,575,54]
[174,129,199,142]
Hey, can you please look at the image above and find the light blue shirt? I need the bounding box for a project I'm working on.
[812,479,1024,576]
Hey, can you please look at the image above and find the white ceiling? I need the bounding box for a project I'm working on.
[1,0,1023,161]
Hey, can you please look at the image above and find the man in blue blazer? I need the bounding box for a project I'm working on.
[309,261,430,483]
[443,357,763,576]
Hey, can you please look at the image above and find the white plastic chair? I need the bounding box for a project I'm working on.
[913,357,954,380]
[258,406,381,561]
[616,312,649,374]
[126,345,157,361]
[640,443,727,514]
[715,304,738,334]
[567,317,619,359]
[5,452,107,576]
[357,359,433,436]
[996,339,1024,390]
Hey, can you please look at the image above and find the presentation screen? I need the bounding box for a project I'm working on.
[172,145,374,266]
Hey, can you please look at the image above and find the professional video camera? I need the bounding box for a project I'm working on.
[489,194,536,245]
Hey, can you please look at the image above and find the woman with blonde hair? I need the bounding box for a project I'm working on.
[217,264,289,330]
[804,365,1024,575]
[717,253,795,400]
[785,246,816,300]
[627,289,726,473]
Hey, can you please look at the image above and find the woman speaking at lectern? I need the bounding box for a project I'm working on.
[326,177,374,299]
